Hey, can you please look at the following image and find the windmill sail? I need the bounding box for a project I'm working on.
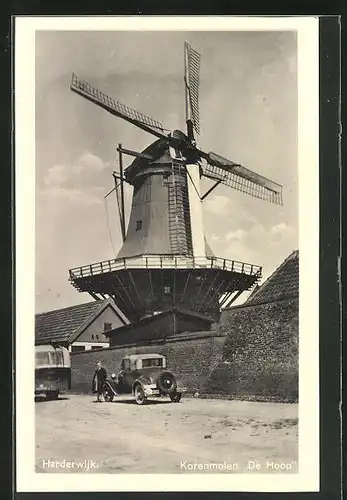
[70,73,167,139]
[201,151,283,205]
[184,42,201,135]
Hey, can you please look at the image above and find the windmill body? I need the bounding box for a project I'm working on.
[116,138,195,259]
[116,136,209,260]
[68,43,283,327]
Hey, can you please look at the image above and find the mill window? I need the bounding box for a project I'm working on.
[136,220,143,231]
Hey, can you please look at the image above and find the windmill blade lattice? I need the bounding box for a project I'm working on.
[201,152,283,205]
[185,42,201,135]
[70,73,166,137]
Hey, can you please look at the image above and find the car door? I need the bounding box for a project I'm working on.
[117,359,135,393]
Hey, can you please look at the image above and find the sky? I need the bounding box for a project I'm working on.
[35,30,298,314]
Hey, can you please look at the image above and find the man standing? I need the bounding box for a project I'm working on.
[92,362,107,402]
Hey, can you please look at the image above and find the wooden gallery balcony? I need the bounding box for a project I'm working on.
[69,255,262,323]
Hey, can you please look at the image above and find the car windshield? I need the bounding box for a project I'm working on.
[141,358,163,368]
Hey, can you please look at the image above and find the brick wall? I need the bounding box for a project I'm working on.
[70,298,298,402]
[205,298,299,401]
[71,332,226,394]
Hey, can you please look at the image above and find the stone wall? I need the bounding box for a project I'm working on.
[70,298,298,402]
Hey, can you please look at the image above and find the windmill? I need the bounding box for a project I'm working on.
[68,42,283,326]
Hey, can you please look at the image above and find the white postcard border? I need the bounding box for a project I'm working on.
[15,15,319,492]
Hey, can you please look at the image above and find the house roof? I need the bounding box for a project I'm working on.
[244,250,299,306]
[35,299,121,345]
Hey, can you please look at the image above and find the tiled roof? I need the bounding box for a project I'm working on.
[35,300,109,345]
[245,250,299,305]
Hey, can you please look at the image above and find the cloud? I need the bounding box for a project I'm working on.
[234,221,295,245]
[266,221,296,245]
[41,151,112,206]
[78,152,105,172]
[225,229,247,241]
[210,233,221,243]
[216,220,296,269]
[44,152,107,189]
[270,221,294,237]
[44,164,70,188]
[223,238,257,266]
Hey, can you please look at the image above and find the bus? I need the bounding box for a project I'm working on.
[35,344,71,399]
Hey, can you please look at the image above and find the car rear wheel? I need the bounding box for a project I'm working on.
[103,388,114,402]
[169,391,182,403]
[157,372,177,394]
[134,385,147,405]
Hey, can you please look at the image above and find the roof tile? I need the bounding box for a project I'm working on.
[35,300,108,344]
[245,250,299,305]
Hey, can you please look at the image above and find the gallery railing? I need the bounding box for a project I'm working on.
[69,254,262,281]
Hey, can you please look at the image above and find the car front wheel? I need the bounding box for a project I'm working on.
[169,391,182,403]
[134,385,147,405]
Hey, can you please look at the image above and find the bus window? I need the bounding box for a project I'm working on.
[35,351,50,366]
[48,350,64,366]
[56,350,64,365]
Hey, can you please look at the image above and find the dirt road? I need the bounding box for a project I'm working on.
[35,394,298,474]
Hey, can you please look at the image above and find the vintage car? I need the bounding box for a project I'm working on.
[103,354,186,405]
